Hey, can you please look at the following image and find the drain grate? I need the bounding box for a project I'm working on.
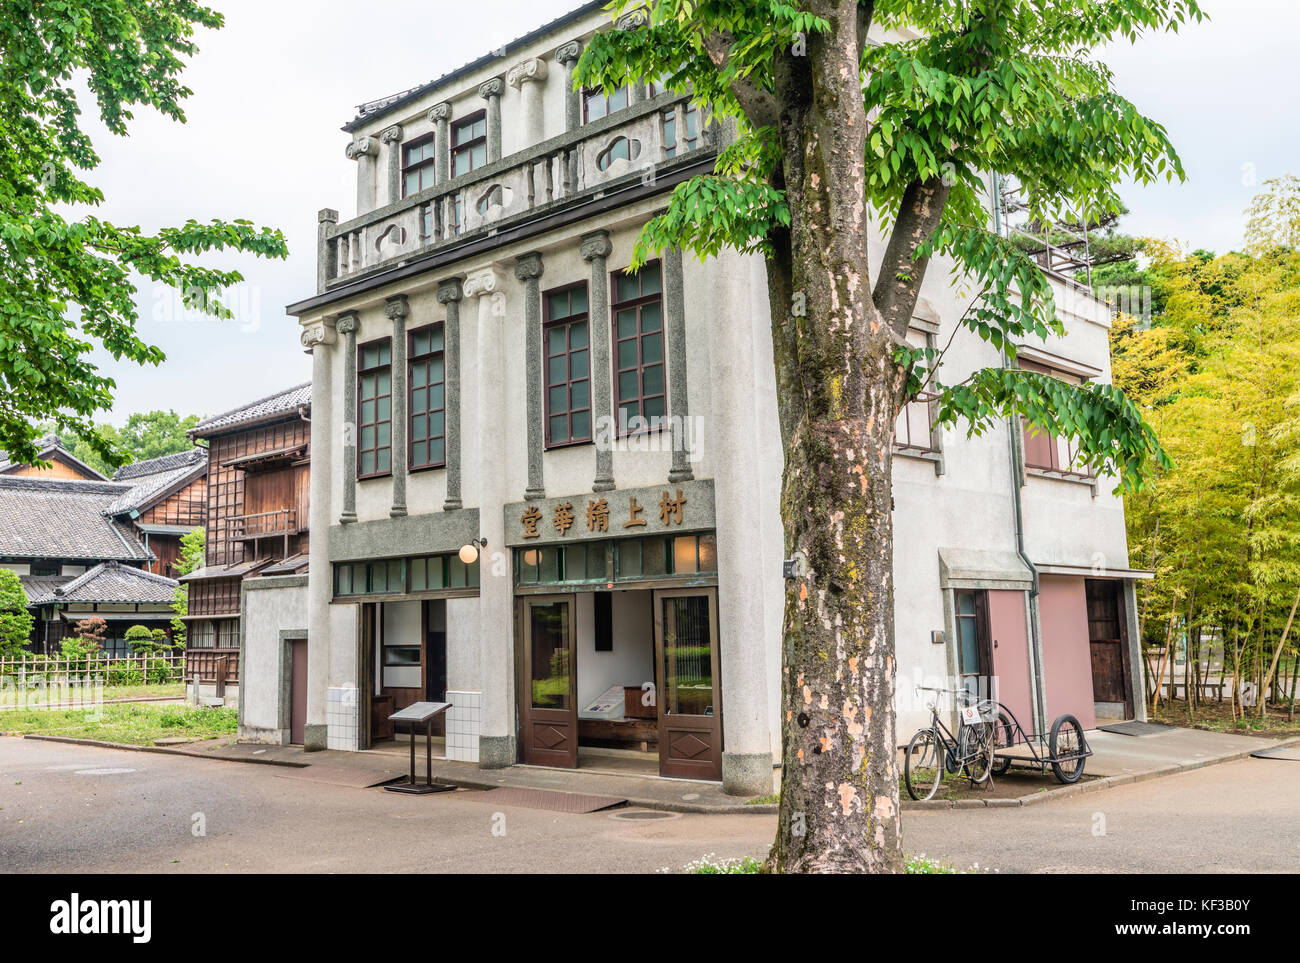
[609,809,678,821]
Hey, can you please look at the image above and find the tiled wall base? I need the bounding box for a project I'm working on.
[445,690,481,763]
[327,685,359,751]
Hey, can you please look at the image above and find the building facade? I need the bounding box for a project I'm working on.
[270,2,1148,795]
[181,385,311,706]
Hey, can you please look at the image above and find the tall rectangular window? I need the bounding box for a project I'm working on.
[401,135,437,197]
[358,338,392,478]
[451,111,487,176]
[543,284,592,447]
[611,261,665,435]
[409,324,446,470]
[662,104,699,158]
[583,86,629,123]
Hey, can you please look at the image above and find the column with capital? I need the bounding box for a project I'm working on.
[437,278,465,511]
[581,230,616,492]
[464,268,514,767]
[427,103,451,185]
[554,41,583,133]
[300,319,337,751]
[508,58,549,148]
[337,311,359,525]
[345,136,379,214]
[515,252,546,501]
[316,208,337,293]
[386,296,409,518]
[380,124,403,205]
[479,78,504,163]
[664,247,695,482]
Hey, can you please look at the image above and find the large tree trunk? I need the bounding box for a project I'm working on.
[765,0,906,874]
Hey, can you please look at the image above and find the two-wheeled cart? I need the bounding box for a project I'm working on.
[990,703,1091,783]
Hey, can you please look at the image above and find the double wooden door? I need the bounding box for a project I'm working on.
[518,588,724,781]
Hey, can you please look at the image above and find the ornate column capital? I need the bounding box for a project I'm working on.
[380,124,404,145]
[427,102,452,123]
[345,136,378,160]
[463,269,503,299]
[384,295,409,321]
[615,8,649,30]
[478,77,505,101]
[507,57,549,89]
[514,251,544,282]
[579,229,613,262]
[336,311,360,335]
[300,320,337,350]
[437,277,465,304]
[555,40,583,65]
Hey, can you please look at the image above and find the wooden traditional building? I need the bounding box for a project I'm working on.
[107,448,208,577]
[0,435,107,482]
[181,384,312,703]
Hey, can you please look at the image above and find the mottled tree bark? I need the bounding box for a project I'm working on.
[763,0,907,874]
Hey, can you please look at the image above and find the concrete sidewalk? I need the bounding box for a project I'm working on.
[1083,726,1288,778]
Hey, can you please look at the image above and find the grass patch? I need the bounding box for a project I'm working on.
[677,853,985,874]
[745,793,779,806]
[1151,698,1300,739]
[0,681,183,709]
[0,702,236,745]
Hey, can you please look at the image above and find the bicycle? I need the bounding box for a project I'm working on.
[903,686,999,802]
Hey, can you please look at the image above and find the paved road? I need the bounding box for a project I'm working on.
[2,738,1297,873]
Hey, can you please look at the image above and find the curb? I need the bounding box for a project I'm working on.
[16,734,309,768]
[902,736,1300,810]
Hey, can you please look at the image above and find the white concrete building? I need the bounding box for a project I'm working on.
[263,1,1148,795]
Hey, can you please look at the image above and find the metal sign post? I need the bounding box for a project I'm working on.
[384,701,455,794]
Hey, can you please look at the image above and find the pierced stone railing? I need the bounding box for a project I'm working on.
[318,91,714,292]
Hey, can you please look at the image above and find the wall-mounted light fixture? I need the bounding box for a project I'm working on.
[459,537,488,565]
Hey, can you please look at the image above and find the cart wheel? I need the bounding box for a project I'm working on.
[904,729,943,802]
[1050,714,1086,784]
[962,722,995,784]
[991,711,1014,776]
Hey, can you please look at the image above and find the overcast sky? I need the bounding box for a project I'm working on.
[80,0,1297,425]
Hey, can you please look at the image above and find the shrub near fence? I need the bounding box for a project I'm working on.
[0,653,187,692]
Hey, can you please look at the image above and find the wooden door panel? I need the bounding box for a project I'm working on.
[520,597,578,768]
[1090,641,1125,703]
[655,590,722,781]
[289,639,307,746]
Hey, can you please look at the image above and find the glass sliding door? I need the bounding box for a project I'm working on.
[520,595,578,767]
[654,588,722,780]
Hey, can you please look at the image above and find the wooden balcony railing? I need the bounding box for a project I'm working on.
[320,91,713,291]
[225,509,298,559]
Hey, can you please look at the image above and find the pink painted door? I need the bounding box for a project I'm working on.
[1037,576,1097,730]
[987,590,1036,737]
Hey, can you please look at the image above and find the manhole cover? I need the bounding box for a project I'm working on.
[609,809,679,821]
[74,768,136,776]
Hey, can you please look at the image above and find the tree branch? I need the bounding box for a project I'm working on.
[700,28,780,130]
[872,176,952,340]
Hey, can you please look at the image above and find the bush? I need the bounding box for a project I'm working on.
[0,568,34,659]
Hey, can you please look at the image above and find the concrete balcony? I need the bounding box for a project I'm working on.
[317,91,714,293]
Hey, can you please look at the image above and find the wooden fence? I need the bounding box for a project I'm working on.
[0,653,187,689]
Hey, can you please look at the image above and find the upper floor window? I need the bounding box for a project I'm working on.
[895,392,938,454]
[1019,360,1093,478]
[583,86,629,123]
[544,284,592,448]
[451,111,487,177]
[662,104,699,158]
[358,338,393,478]
[409,324,446,471]
[611,261,665,435]
[402,135,437,197]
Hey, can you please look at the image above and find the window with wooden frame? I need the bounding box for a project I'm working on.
[611,261,666,435]
[358,338,393,478]
[1019,360,1093,478]
[409,324,446,471]
[583,85,629,123]
[401,135,437,197]
[661,104,699,158]
[451,111,487,177]
[954,590,991,697]
[543,283,592,448]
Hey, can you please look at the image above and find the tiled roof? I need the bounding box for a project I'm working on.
[0,434,108,480]
[19,575,73,603]
[105,448,208,517]
[191,383,311,437]
[343,1,606,131]
[27,561,178,605]
[0,477,153,562]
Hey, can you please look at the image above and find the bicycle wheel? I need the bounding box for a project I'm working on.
[962,722,995,784]
[1050,714,1087,784]
[904,729,943,801]
[991,711,1014,776]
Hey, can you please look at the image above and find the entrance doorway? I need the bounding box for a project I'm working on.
[516,587,723,782]
[1085,579,1134,719]
[289,638,307,746]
